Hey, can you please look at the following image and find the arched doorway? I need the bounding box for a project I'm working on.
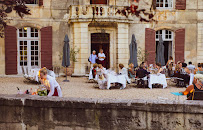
[17,27,40,74]
[91,33,110,69]
[156,30,173,64]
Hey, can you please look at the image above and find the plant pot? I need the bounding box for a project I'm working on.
[64,62,74,76]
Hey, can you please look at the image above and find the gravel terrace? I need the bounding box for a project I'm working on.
[0,77,187,100]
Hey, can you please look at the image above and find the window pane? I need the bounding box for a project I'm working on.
[35,46,38,50]
[24,62,27,66]
[35,57,38,60]
[35,62,38,66]
[31,46,34,50]
[20,62,23,66]
[35,51,38,55]
[35,41,38,45]
[24,41,27,45]
[31,33,34,37]
[31,51,34,55]
[31,62,34,66]
[169,35,172,39]
[31,57,34,60]
[31,41,34,45]
[24,33,27,37]
[35,33,38,37]
[20,33,23,37]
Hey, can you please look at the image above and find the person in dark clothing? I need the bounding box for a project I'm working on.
[136,64,150,78]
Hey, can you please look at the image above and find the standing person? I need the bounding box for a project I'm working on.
[39,67,62,97]
[98,49,106,67]
[166,56,174,77]
[89,50,98,68]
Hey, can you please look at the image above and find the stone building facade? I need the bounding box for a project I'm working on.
[0,0,203,75]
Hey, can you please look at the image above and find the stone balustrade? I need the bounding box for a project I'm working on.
[69,5,133,22]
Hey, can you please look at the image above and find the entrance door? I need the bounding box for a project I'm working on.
[91,33,110,69]
[156,30,173,65]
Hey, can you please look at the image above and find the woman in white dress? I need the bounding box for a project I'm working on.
[39,68,62,97]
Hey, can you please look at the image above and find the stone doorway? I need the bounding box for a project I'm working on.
[91,33,110,69]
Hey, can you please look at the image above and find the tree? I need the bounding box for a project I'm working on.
[116,0,156,22]
[0,0,31,37]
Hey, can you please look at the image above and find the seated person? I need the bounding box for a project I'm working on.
[39,67,62,97]
[119,63,131,83]
[136,64,150,78]
[194,63,203,74]
[174,61,182,77]
[92,63,98,79]
[180,63,190,85]
[97,64,107,89]
[180,74,203,100]
[128,63,136,78]
[155,63,164,74]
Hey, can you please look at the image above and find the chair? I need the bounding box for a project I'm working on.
[21,66,32,81]
[193,91,203,100]
[135,77,148,88]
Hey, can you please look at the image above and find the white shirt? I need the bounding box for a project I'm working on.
[46,75,62,97]
[187,64,195,70]
[98,53,106,61]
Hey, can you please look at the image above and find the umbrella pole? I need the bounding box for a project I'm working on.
[63,67,69,82]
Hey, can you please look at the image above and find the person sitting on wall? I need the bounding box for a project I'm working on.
[128,63,136,78]
[180,74,203,100]
[39,67,62,97]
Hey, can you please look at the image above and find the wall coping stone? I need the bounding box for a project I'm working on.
[0,94,202,114]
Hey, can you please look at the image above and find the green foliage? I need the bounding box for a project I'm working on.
[137,47,149,63]
[70,46,80,62]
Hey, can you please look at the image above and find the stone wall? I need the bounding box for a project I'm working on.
[0,94,202,130]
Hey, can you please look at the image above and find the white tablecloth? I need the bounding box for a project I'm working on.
[107,74,126,89]
[148,74,167,89]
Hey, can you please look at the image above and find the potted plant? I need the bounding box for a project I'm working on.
[66,46,80,76]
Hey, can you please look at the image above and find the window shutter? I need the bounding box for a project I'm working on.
[40,26,52,70]
[39,0,43,6]
[176,0,186,10]
[145,28,156,64]
[91,0,107,4]
[5,26,17,75]
[175,29,185,63]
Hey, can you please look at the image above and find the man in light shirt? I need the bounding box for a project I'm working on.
[89,50,98,68]
[187,61,195,73]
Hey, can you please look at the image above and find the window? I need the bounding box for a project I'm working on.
[18,27,40,73]
[25,0,38,4]
[156,30,173,41]
[156,0,173,8]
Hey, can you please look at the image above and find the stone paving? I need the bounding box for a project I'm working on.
[0,77,187,100]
